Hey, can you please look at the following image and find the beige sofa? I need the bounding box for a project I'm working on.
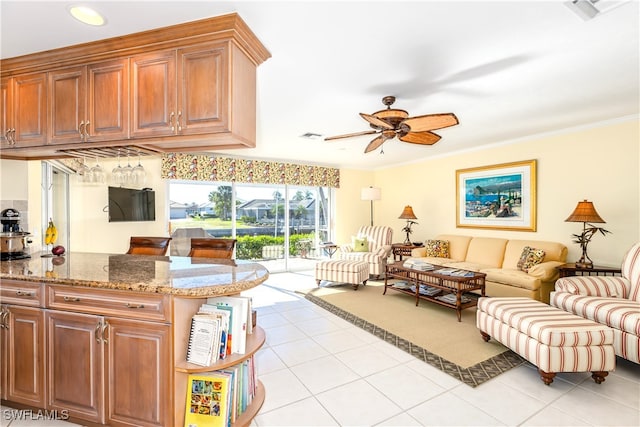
[410,234,567,303]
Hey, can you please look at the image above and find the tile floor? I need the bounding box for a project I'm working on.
[2,271,639,426]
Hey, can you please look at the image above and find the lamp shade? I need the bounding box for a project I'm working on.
[565,200,605,223]
[361,187,381,201]
[398,205,417,220]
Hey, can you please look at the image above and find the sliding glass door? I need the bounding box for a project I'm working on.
[169,181,333,272]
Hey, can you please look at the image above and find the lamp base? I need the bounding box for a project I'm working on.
[574,261,593,269]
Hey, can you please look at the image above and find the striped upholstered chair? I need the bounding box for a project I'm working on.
[339,225,393,278]
[551,242,640,364]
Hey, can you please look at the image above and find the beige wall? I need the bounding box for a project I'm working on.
[335,118,638,267]
[3,118,638,265]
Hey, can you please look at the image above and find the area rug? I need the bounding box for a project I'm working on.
[303,281,525,387]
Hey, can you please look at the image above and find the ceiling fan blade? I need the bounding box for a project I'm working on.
[402,113,459,132]
[364,135,387,153]
[399,131,441,145]
[324,130,378,141]
[360,113,394,130]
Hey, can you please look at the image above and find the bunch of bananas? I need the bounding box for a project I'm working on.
[45,219,58,245]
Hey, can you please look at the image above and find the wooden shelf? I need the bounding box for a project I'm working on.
[175,326,265,373]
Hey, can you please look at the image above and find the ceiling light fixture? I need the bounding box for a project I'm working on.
[69,6,105,26]
[564,0,630,21]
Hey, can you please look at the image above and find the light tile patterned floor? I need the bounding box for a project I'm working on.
[2,271,639,426]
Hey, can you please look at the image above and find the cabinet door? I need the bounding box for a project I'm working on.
[105,317,171,427]
[5,305,45,407]
[48,66,86,144]
[130,50,176,138]
[47,310,105,424]
[0,305,8,400]
[177,44,229,135]
[13,72,47,146]
[88,59,129,142]
[0,78,12,146]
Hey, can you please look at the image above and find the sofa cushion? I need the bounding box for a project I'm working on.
[424,239,449,258]
[516,246,545,272]
[464,237,508,268]
[551,293,640,337]
[481,268,541,291]
[434,234,473,261]
[503,240,567,269]
[353,237,369,252]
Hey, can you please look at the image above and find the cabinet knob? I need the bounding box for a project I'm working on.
[177,111,182,132]
[169,111,175,132]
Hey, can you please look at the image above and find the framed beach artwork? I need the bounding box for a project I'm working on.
[456,159,537,231]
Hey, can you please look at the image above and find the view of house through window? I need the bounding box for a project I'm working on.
[168,180,333,272]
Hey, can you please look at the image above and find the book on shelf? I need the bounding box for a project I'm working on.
[196,306,230,360]
[207,296,251,354]
[184,372,232,427]
[186,314,222,366]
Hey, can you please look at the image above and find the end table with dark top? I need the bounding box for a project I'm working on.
[557,263,622,278]
[391,243,423,261]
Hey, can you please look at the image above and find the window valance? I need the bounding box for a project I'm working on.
[161,153,340,188]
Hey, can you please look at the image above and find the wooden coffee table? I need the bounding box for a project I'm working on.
[384,261,486,322]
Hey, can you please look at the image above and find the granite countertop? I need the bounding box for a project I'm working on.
[0,252,269,297]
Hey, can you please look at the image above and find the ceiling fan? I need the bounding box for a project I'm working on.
[325,96,459,153]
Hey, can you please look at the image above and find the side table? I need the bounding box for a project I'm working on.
[320,243,339,259]
[557,263,621,278]
[391,243,423,261]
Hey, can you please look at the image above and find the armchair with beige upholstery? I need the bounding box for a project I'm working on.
[340,225,393,278]
[551,242,640,364]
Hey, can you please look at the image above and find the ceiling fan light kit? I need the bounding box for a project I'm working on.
[326,96,458,153]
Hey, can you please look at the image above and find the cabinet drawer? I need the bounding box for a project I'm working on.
[0,279,44,307]
[47,285,170,322]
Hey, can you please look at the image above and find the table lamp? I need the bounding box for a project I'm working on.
[398,205,418,245]
[565,199,610,268]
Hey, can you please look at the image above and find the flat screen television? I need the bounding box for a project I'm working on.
[108,187,156,222]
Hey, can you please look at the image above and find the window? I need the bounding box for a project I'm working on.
[168,180,334,272]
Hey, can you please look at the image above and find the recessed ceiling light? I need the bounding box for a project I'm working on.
[69,6,106,26]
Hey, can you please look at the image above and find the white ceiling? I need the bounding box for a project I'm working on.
[2,1,638,170]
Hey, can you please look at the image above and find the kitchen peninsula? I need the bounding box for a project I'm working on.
[0,252,269,426]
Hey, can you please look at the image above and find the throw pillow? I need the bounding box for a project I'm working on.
[353,237,369,252]
[517,246,546,272]
[424,239,450,258]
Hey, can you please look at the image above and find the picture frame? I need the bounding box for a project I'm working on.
[456,159,537,231]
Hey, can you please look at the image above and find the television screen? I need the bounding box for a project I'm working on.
[108,187,156,222]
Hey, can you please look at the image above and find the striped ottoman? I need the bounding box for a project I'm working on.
[315,260,369,290]
[476,297,616,385]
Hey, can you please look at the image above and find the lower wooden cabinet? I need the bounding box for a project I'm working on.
[46,310,171,426]
[0,304,46,408]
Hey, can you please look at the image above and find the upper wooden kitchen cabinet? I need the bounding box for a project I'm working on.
[131,43,231,140]
[0,13,270,159]
[0,72,48,148]
[48,59,129,145]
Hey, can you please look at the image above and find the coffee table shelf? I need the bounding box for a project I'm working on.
[384,261,486,321]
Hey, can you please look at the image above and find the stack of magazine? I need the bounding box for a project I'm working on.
[437,268,475,277]
[435,293,472,304]
[392,280,413,290]
[402,259,434,271]
[409,284,441,297]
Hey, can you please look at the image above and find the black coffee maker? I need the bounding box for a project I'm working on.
[1,208,22,232]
